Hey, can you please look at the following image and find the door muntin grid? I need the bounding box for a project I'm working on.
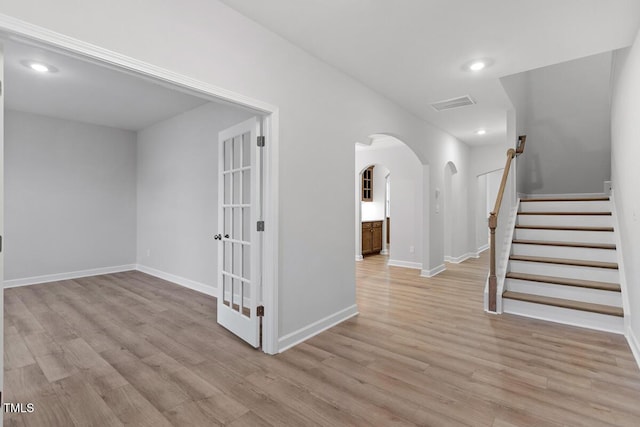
[221,132,253,318]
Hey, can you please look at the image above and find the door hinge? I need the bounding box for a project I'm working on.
[257,136,265,147]
[257,305,265,317]
[257,221,265,232]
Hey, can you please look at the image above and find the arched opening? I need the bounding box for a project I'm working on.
[355,135,423,271]
[357,163,391,258]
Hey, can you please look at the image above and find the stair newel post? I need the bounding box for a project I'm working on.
[488,212,498,312]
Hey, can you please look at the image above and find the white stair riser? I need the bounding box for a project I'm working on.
[509,260,619,283]
[502,299,624,334]
[505,279,622,306]
[514,228,615,244]
[517,215,612,227]
[519,200,610,213]
[511,244,617,263]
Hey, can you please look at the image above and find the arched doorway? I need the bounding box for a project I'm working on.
[355,135,423,269]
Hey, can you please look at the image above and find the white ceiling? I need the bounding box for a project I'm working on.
[4,40,209,131]
[221,0,640,146]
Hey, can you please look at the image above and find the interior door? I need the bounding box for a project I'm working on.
[217,117,262,347]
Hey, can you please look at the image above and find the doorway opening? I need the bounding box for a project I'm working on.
[355,135,423,270]
[358,163,390,257]
[0,24,279,355]
[475,168,503,253]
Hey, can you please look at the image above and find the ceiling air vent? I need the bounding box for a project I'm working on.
[430,95,476,112]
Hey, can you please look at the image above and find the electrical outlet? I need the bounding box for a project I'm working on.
[409,246,415,253]
[146,249,151,257]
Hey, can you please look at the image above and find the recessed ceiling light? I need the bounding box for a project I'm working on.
[476,129,487,135]
[30,63,50,73]
[469,61,486,71]
[462,58,494,72]
[20,60,59,74]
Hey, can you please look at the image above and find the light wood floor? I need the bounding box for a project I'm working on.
[5,252,640,426]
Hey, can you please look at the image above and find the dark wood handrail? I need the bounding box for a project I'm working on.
[488,135,526,312]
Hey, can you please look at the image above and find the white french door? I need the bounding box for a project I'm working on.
[217,117,262,347]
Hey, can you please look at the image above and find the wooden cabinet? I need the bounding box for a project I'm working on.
[362,166,373,201]
[362,220,383,255]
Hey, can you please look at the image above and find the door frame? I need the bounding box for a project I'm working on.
[0,15,280,354]
[0,41,5,408]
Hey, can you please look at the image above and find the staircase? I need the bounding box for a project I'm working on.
[501,196,624,333]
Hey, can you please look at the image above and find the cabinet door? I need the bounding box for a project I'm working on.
[372,224,383,253]
[362,166,373,201]
[362,224,373,254]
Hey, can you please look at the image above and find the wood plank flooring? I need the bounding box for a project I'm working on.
[4,252,640,426]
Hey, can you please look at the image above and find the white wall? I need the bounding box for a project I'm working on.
[136,102,253,292]
[0,0,477,345]
[4,110,137,281]
[470,142,513,177]
[443,162,456,259]
[501,52,612,195]
[441,147,476,263]
[467,139,514,262]
[474,168,503,253]
[475,174,488,251]
[486,169,503,216]
[356,144,422,268]
[611,28,640,361]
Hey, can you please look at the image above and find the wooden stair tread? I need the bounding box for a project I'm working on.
[518,211,611,216]
[520,197,609,202]
[502,291,623,317]
[515,225,613,232]
[511,239,616,250]
[506,272,621,292]
[509,255,618,269]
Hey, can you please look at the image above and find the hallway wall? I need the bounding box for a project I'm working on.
[501,52,612,195]
[611,28,640,361]
[0,0,480,349]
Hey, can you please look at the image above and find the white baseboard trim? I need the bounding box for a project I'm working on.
[421,264,446,278]
[3,264,137,288]
[445,252,478,264]
[278,304,359,353]
[477,243,490,254]
[387,259,422,270]
[518,192,608,199]
[626,326,640,371]
[355,254,363,261]
[135,264,217,297]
